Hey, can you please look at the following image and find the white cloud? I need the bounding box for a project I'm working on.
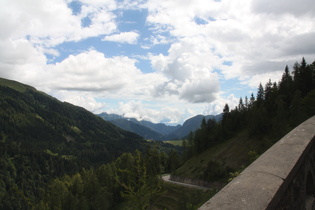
[0,38,47,82]
[252,0,315,17]
[150,37,221,103]
[109,100,198,124]
[203,94,239,115]
[54,91,106,113]
[242,71,283,88]
[46,50,142,92]
[103,31,140,44]
[80,0,116,8]
[145,0,315,90]
[0,0,117,47]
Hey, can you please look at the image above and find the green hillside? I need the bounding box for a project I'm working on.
[173,130,269,182]
[0,77,36,93]
[0,77,150,209]
[0,78,147,165]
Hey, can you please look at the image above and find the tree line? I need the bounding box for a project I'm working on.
[182,57,315,161]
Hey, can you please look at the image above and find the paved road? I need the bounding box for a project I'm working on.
[162,174,210,191]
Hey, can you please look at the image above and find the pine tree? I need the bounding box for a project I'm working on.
[279,65,293,92]
[223,103,229,114]
[244,96,249,110]
[249,93,255,109]
[256,83,265,107]
[311,61,315,89]
[238,97,244,111]
[279,65,294,109]
[293,61,300,86]
[299,58,313,95]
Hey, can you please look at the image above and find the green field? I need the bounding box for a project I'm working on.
[163,140,184,146]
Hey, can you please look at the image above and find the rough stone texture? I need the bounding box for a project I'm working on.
[199,116,315,210]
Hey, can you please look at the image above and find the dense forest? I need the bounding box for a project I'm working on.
[178,58,315,182]
[0,57,314,209]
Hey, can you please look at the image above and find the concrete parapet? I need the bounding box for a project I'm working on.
[199,116,315,210]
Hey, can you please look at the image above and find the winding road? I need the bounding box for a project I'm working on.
[162,174,210,191]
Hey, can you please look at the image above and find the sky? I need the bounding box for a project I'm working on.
[1,0,315,125]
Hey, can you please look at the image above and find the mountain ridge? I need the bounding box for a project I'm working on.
[98,112,223,140]
[0,77,147,166]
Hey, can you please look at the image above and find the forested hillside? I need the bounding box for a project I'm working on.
[0,77,148,163]
[0,78,148,209]
[175,58,315,184]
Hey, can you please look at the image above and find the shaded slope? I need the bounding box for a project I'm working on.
[173,130,264,180]
[0,77,146,165]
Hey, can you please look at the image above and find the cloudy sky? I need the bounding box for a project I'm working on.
[1,0,315,124]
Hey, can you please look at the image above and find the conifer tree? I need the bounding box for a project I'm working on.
[244,96,249,110]
[238,97,244,111]
[256,83,264,107]
[114,151,161,210]
[249,93,255,109]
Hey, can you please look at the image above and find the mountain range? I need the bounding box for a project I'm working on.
[98,112,223,140]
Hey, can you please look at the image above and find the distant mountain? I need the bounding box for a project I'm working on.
[166,114,223,139]
[110,119,165,140]
[98,113,180,136]
[98,112,223,140]
[98,112,124,121]
[129,119,181,136]
[0,77,147,166]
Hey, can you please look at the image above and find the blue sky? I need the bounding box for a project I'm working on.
[1,0,315,124]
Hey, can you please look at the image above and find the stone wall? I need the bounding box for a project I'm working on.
[199,116,315,210]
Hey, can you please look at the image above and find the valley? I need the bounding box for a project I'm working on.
[98,112,223,141]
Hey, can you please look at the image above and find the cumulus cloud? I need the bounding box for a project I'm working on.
[150,37,221,103]
[282,32,315,56]
[0,38,47,83]
[109,100,184,124]
[203,94,239,115]
[0,0,117,47]
[0,0,120,85]
[103,31,140,44]
[252,0,315,17]
[145,0,315,87]
[54,91,106,113]
[46,50,142,92]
